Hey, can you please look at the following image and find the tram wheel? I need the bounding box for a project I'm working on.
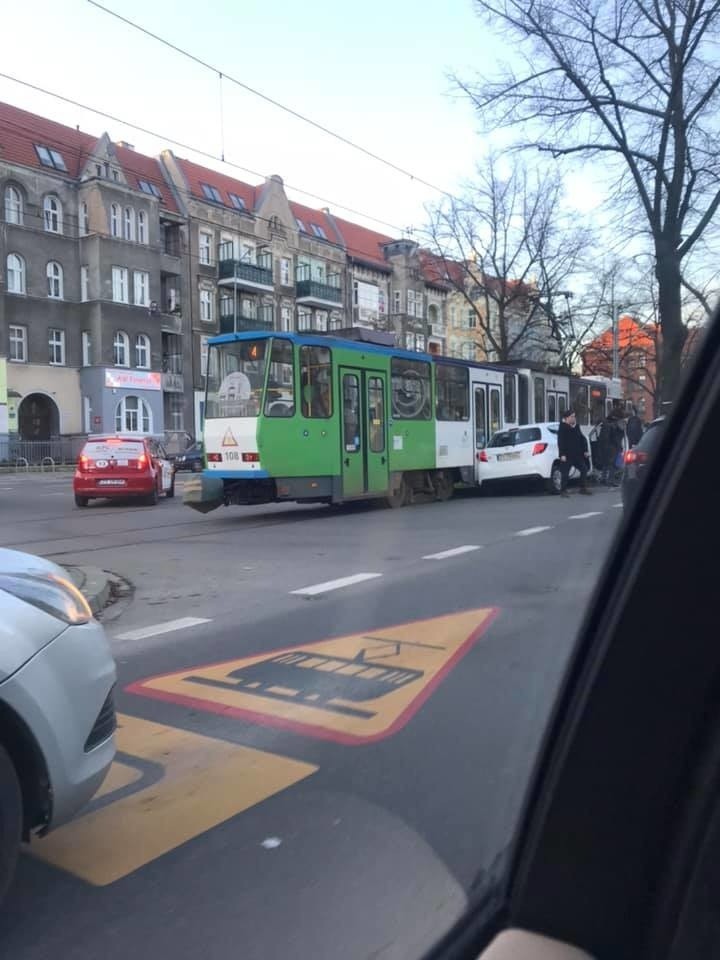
[385,474,409,509]
[434,471,455,502]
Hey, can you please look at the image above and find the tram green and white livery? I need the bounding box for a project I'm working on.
[185,330,622,512]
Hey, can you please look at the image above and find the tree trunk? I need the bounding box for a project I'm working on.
[655,254,687,411]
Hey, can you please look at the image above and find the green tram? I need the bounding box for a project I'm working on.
[185,330,621,513]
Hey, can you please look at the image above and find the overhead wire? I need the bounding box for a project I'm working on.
[87,0,455,202]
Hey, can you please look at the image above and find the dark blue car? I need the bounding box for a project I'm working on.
[172,442,204,473]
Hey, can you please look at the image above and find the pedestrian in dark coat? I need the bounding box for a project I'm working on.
[626,407,644,447]
[557,409,592,497]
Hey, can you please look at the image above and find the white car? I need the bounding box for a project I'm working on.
[477,423,584,493]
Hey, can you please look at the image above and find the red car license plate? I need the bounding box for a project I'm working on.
[97,479,127,486]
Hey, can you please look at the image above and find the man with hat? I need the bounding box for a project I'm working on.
[557,408,592,497]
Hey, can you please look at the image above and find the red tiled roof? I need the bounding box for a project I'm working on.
[329,214,393,268]
[289,201,343,247]
[0,101,178,212]
[585,315,656,353]
[174,156,256,211]
[419,250,455,288]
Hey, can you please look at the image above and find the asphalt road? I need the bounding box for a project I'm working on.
[0,472,624,960]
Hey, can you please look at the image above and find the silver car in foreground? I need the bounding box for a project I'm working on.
[0,548,116,902]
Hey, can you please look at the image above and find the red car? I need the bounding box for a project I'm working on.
[73,436,175,507]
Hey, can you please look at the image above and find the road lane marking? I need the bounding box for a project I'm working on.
[613,502,624,508]
[290,573,382,596]
[515,526,552,537]
[30,713,317,886]
[128,608,499,745]
[568,512,603,519]
[114,616,212,641]
[423,545,482,560]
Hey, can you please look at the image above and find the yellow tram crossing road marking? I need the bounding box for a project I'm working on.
[30,713,317,886]
[128,608,498,745]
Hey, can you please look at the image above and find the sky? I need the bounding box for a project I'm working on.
[0,0,518,236]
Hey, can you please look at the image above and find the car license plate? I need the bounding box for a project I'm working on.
[497,452,520,462]
[98,479,126,486]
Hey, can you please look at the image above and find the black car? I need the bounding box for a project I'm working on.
[172,442,204,473]
[621,416,665,509]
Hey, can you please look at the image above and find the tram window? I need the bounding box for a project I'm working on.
[591,388,605,424]
[558,393,568,417]
[368,377,385,453]
[518,374,530,425]
[265,339,295,417]
[534,377,545,422]
[300,346,332,419]
[435,363,469,421]
[548,392,557,423]
[391,357,431,420]
[342,374,360,452]
[475,389,487,448]
[572,384,590,425]
[504,373,516,423]
[490,388,502,435]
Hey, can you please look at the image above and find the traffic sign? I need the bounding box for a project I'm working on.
[128,608,498,744]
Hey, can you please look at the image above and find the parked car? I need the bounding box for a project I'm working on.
[478,423,582,493]
[0,548,116,904]
[621,416,666,510]
[172,441,204,473]
[73,436,176,507]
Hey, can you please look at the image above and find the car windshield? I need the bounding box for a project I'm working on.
[3,8,717,960]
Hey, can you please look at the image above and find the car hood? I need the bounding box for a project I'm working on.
[0,549,74,681]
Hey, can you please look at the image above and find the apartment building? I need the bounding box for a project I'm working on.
[0,101,190,446]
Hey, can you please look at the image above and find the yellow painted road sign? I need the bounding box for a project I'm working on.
[128,608,498,744]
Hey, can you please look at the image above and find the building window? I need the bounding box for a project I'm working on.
[135,333,151,369]
[6,253,26,294]
[82,331,92,367]
[228,192,245,210]
[137,210,147,244]
[113,330,130,367]
[296,218,306,233]
[9,325,27,362]
[4,185,23,224]
[393,290,401,314]
[46,261,64,299]
[43,195,62,234]
[133,270,150,307]
[280,305,293,331]
[166,394,184,431]
[240,242,255,264]
[201,183,223,203]
[112,266,129,304]
[199,231,212,265]
[200,335,209,377]
[467,309,477,329]
[35,144,66,170]
[124,207,136,241]
[79,201,89,236]
[80,265,89,302]
[48,328,66,366]
[310,223,327,239]
[200,289,213,322]
[280,258,291,286]
[115,395,151,433]
[110,203,120,237]
[138,180,161,198]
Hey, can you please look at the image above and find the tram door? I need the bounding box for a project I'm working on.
[340,368,389,497]
[473,384,503,449]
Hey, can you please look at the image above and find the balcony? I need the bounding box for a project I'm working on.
[296,278,343,307]
[162,372,184,393]
[219,303,274,335]
[160,311,182,335]
[218,258,273,292]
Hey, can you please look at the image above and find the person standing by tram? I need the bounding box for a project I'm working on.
[558,408,592,497]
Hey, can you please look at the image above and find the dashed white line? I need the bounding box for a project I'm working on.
[613,503,624,508]
[423,545,482,560]
[114,616,212,642]
[568,511,603,519]
[290,572,382,596]
[515,526,553,537]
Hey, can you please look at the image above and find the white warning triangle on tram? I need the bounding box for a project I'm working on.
[221,427,238,447]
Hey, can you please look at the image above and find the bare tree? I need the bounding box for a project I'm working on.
[456,0,720,404]
[425,156,591,363]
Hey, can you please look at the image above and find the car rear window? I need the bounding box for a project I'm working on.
[82,440,145,458]
[489,427,542,447]
[635,420,665,453]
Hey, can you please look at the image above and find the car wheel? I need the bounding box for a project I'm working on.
[145,485,159,506]
[547,462,563,495]
[166,477,175,499]
[74,494,89,508]
[0,743,22,906]
[191,461,203,473]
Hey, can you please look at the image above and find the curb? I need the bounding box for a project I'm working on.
[64,565,114,616]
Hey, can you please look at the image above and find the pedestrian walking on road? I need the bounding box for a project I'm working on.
[626,407,644,447]
[558,409,592,497]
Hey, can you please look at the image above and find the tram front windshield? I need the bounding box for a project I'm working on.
[205,339,267,419]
